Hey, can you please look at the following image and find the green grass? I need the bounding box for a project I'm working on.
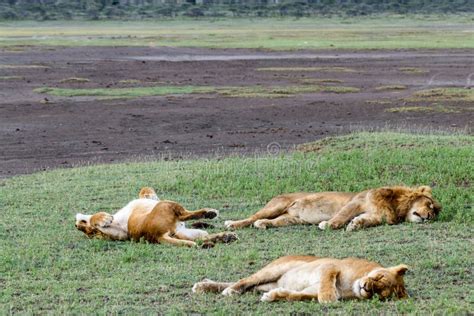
[398,67,429,74]
[34,84,360,99]
[0,76,23,80]
[1,132,473,314]
[385,105,460,113]
[374,85,407,91]
[0,15,473,49]
[59,77,90,83]
[257,67,356,72]
[406,88,474,102]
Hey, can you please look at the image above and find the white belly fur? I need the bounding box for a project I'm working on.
[113,198,158,231]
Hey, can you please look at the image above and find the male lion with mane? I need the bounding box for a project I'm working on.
[193,255,409,303]
[75,187,237,248]
[224,185,441,231]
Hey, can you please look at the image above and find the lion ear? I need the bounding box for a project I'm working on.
[417,186,432,196]
[390,264,409,276]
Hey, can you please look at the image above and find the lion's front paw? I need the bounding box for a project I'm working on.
[204,208,219,219]
[260,292,274,302]
[192,281,213,293]
[224,220,237,229]
[346,218,363,231]
[318,290,339,304]
[222,287,239,296]
[91,212,113,228]
[318,221,330,230]
[254,220,268,230]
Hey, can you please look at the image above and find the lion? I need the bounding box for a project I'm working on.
[192,255,409,303]
[75,187,237,248]
[224,185,441,231]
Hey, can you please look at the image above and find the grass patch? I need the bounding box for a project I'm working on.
[0,132,472,314]
[0,64,48,69]
[0,76,23,80]
[386,105,460,113]
[258,67,356,73]
[59,77,90,83]
[398,67,429,74]
[34,84,360,99]
[375,85,407,91]
[406,88,474,102]
[299,78,344,84]
[118,79,141,84]
[365,99,392,105]
[0,16,473,49]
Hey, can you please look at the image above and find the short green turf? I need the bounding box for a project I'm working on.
[0,15,473,49]
[1,132,473,314]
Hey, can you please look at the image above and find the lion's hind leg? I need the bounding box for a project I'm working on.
[225,202,289,230]
[192,279,234,293]
[254,214,306,230]
[222,256,316,296]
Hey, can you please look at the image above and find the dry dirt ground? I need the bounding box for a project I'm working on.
[0,47,472,178]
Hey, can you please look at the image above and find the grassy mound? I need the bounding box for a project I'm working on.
[1,132,472,314]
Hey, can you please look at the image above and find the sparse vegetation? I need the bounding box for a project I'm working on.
[406,88,474,102]
[1,132,472,314]
[59,77,90,83]
[1,17,473,49]
[0,64,48,69]
[375,85,407,91]
[300,79,344,84]
[258,67,356,73]
[34,84,360,99]
[118,79,141,84]
[398,67,429,74]
[0,75,23,80]
[386,105,460,113]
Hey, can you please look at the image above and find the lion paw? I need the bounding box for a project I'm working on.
[224,220,237,229]
[192,281,213,293]
[254,220,268,230]
[260,292,274,302]
[222,287,239,296]
[204,208,219,219]
[318,221,330,230]
[346,218,363,231]
[91,213,113,228]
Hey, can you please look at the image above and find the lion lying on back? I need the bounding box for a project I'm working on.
[193,255,408,303]
[225,185,441,231]
[75,187,237,248]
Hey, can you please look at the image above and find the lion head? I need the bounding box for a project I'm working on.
[353,264,408,300]
[75,213,108,239]
[405,186,442,223]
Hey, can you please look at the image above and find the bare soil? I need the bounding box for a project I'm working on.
[0,46,472,178]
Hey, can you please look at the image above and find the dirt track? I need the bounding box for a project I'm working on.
[0,47,473,178]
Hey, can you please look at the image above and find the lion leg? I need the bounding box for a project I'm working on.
[225,204,288,230]
[319,202,364,230]
[178,208,219,221]
[254,214,306,230]
[201,232,238,244]
[158,232,196,247]
[317,265,341,303]
[346,214,382,231]
[260,286,319,302]
[192,279,234,293]
[222,256,315,296]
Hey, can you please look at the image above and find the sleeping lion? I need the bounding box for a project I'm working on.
[225,185,441,231]
[75,187,237,248]
[192,255,408,303]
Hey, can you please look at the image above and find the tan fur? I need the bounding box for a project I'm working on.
[75,187,237,247]
[224,185,441,231]
[193,256,409,303]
